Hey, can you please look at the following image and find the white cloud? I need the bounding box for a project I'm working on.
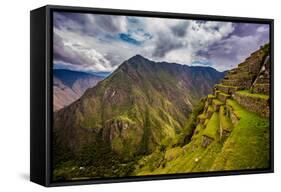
[257,25,269,33]
[53,12,269,72]
[54,29,114,72]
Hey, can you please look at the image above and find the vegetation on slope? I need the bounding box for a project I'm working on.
[134,99,269,175]
[53,55,224,181]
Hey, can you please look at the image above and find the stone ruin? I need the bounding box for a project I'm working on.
[195,44,270,148]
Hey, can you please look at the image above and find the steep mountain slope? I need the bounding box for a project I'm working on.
[53,55,225,177]
[53,69,104,111]
[134,44,270,175]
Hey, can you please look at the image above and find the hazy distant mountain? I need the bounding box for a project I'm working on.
[53,69,104,111]
[89,71,111,78]
[53,55,225,162]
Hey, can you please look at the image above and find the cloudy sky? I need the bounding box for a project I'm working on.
[53,11,269,72]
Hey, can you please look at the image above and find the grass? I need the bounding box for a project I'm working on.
[208,94,216,99]
[112,115,136,124]
[217,84,237,89]
[204,119,209,127]
[203,112,219,140]
[236,90,269,100]
[165,147,184,161]
[191,124,203,140]
[198,113,206,119]
[219,106,233,132]
[218,91,230,97]
[135,99,270,175]
[212,99,223,105]
[211,99,270,170]
[208,105,214,112]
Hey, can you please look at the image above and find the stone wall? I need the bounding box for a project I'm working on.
[233,92,269,118]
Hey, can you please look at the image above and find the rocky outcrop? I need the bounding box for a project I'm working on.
[102,118,142,157]
[201,135,213,148]
[251,55,270,95]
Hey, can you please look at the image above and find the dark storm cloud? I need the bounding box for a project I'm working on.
[93,15,125,34]
[103,53,124,68]
[195,23,270,69]
[152,32,183,57]
[196,40,240,67]
[171,21,189,37]
[231,23,262,37]
[54,12,126,38]
[53,32,87,66]
[54,12,91,34]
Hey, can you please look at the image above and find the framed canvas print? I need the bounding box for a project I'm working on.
[30,5,274,187]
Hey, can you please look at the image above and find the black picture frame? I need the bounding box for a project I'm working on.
[30,4,274,187]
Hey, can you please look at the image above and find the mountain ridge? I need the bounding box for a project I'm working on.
[53,69,104,111]
[53,54,226,180]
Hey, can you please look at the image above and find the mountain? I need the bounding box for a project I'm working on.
[134,44,270,175]
[89,71,111,78]
[53,69,104,111]
[53,55,225,178]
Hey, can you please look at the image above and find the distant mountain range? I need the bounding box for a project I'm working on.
[53,69,104,111]
[89,71,111,78]
[53,55,225,165]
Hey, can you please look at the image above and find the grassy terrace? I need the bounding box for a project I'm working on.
[192,124,203,140]
[204,119,209,127]
[135,99,270,175]
[164,147,184,161]
[228,72,251,79]
[217,84,237,89]
[207,94,216,99]
[198,113,207,119]
[236,90,269,100]
[207,105,214,112]
[203,112,219,140]
[218,91,230,97]
[219,106,233,132]
[212,99,223,105]
[211,99,270,170]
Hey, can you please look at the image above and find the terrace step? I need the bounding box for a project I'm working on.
[207,94,216,104]
[212,99,224,112]
[219,106,233,140]
[237,65,249,73]
[216,84,238,95]
[225,103,239,126]
[228,68,238,75]
[221,79,252,89]
[256,76,270,84]
[197,113,207,124]
[203,119,209,128]
[252,83,270,95]
[226,72,254,81]
[233,90,269,118]
[238,61,248,68]
[217,91,231,103]
[191,124,203,140]
[248,61,263,74]
[201,112,219,147]
[206,105,214,119]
